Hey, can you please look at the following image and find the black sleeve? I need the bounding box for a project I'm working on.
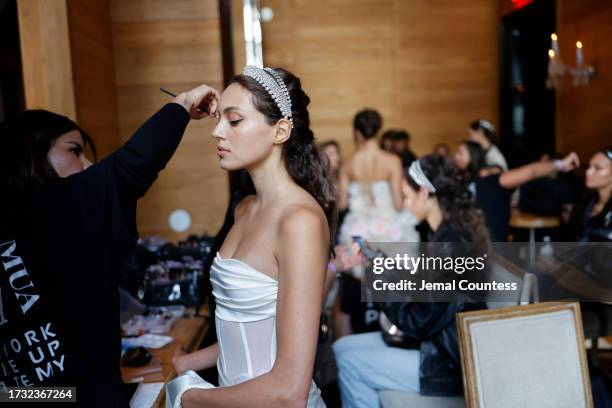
[112,103,191,200]
[52,103,190,261]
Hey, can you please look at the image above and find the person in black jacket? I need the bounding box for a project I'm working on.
[0,85,219,407]
[333,155,489,407]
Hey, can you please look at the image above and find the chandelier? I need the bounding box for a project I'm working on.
[546,33,595,89]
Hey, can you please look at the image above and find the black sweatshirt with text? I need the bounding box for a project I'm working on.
[0,103,190,407]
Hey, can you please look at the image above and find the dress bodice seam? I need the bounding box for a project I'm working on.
[215,252,278,283]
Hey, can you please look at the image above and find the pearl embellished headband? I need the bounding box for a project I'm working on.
[408,160,437,193]
[242,65,293,125]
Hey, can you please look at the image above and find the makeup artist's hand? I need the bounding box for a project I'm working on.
[556,151,580,172]
[173,85,220,120]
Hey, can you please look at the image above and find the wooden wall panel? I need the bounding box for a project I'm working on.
[17,0,77,119]
[111,0,228,241]
[231,0,246,72]
[395,1,498,155]
[110,0,218,23]
[261,0,499,158]
[556,0,612,161]
[67,0,120,159]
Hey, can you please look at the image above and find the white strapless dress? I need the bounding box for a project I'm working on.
[339,181,419,277]
[166,253,325,407]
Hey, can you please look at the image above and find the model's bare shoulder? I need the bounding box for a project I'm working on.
[340,156,355,179]
[280,204,329,244]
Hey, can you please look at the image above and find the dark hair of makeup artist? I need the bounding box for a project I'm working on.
[0,109,97,190]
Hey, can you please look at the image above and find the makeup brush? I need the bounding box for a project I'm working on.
[160,87,210,114]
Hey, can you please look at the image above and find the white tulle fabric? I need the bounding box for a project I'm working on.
[339,181,420,277]
[166,253,325,407]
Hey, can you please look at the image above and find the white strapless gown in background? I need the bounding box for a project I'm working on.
[339,181,420,277]
[166,253,325,407]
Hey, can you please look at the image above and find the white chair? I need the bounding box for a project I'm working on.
[456,302,592,408]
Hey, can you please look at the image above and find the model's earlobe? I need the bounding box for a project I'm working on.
[273,119,292,144]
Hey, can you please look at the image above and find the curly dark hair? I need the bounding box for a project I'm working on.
[230,68,337,238]
[317,140,341,182]
[407,154,490,243]
[353,109,382,139]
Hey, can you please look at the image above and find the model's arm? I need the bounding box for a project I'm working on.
[498,152,579,190]
[389,154,404,211]
[173,343,219,375]
[181,208,329,408]
[112,85,219,199]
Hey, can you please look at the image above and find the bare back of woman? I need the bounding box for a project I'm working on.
[340,139,404,211]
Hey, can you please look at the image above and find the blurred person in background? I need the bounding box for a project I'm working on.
[454,140,579,241]
[433,142,451,157]
[386,129,417,173]
[335,111,419,337]
[468,118,508,173]
[334,155,488,407]
[570,147,612,242]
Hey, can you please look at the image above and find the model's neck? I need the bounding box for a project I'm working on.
[480,138,492,150]
[248,149,295,206]
[359,138,379,150]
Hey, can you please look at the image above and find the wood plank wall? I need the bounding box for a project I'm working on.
[555,0,612,161]
[260,0,499,158]
[110,0,228,240]
[67,0,120,159]
[231,0,246,72]
[17,0,77,119]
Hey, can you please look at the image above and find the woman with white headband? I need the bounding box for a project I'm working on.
[333,154,488,407]
[167,66,331,407]
[468,118,508,173]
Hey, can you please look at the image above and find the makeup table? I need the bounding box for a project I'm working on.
[122,308,209,407]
